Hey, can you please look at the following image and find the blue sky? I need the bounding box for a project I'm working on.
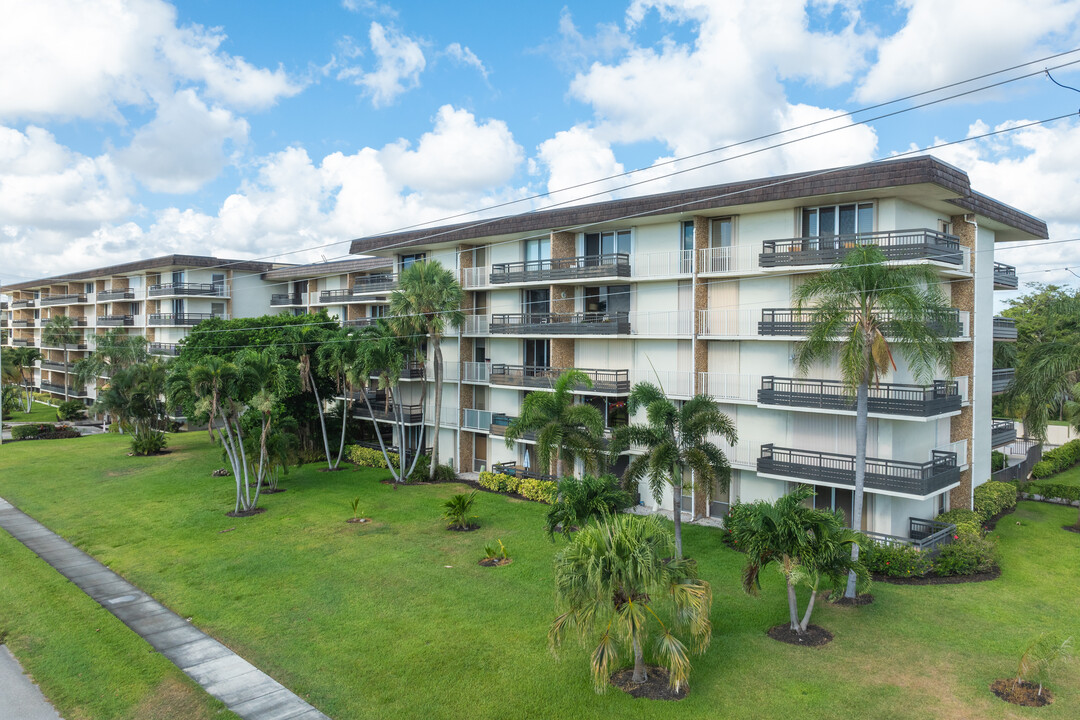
[2,0,1080,303]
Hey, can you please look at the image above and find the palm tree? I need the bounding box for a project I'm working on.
[609,382,737,559]
[544,473,633,540]
[732,486,866,635]
[42,314,81,401]
[549,512,712,693]
[73,328,149,392]
[286,321,335,469]
[316,325,360,470]
[8,346,41,412]
[167,355,229,441]
[389,260,465,480]
[792,244,955,599]
[503,369,605,480]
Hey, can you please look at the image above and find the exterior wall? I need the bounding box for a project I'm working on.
[949,214,977,510]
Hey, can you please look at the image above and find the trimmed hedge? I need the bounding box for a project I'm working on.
[935,508,981,537]
[1016,481,1080,503]
[345,445,399,469]
[973,481,1016,522]
[859,531,997,577]
[477,471,558,504]
[991,450,1007,472]
[1031,439,1080,479]
[11,423,52,440]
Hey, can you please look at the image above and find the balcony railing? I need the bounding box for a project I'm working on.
[489,364,631,394]
[758,377,961,417]
[864,518,957,551]
[993,262,1018,290]
[350,392,424,423]
[11,319,32,328]
[491,461,557,483]
[343,316,382,328]
[463,408,494,432]
[149,342,182,356]
[148,313,225,326]
[318,289,369,303]
[758,308,966,339]
[97,289,135,301]
[352,274,398,294]
[461,361,491,383]
[97,314,134,327]
[490,311,630,335]
[993,316,1017,340]
[992,368,1015,394]
[40,360,70,372]
[11,338,34,346]
[991,418,1017,448]
[11,299,35,309]
[632,369,694,398]
[490,253,631,284]
[271,293,307,306]
[40,381,85,396]
[40,293,88,306]
[149,282,227,297]
[632,249,694,278]
[757,444,959,498]
[628,309,693,337]
[759,229,963,268]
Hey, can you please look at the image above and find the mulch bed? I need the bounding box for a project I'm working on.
[478,558,513,567]
[447,523,480,532]
[767,624,833,647]
[990,678,1053,707]
[873,566,1000,585]
[610,666,687,700]
[1062,525,1080,534]
[983,505,1018,531]
[346,517,371,524]
[225,508,267,518]
[831,593,874,607]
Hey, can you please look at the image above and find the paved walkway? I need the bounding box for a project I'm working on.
[0,497,330,720]
[0,645,64,720]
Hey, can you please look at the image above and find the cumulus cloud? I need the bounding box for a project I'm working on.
[534,125,626,203]
[444,43,489,80]
[338,22,426,107]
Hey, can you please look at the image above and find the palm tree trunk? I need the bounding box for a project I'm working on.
[845,380,869,599]
[672,468,684,560]
[309,368,332,469]
[631,635,647,683]
[360,391,397,479]
[799,587,818,632]
[335,390,350,470]
[430,339,442,481]
[787,579,800,632]
[63,346,69,402]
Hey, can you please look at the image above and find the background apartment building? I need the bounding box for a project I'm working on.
[346,156,1039,540]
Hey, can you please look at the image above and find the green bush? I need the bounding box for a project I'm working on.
[345,444,399,469]
[991,450,1007,472]
[858,538,934,578]
[518,477,558,504]
[11,423,51,440]
[478,471,516,493]
[720,500,755,548]
[1018,482,1080,503]
[32,392,53,403]
[973,481,1017,522]
[55,400,86,421]
[1031,460,1055,479]
[935,508,982,537]
[1032,439,1080,479]
[130,428,167,456]
[544,474,632,539]
[932,534,998,576]
[404,455,457,483]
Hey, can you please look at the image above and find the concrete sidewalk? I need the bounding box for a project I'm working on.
[0,645,64,720]
[0,497,330,720]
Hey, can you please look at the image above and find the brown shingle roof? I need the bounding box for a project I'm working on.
[1,255,286,292]
[260,256,393,281]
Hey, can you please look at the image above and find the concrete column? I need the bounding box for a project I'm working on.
[457,244,476,472]
[949,214,976,511]
[692,215,710,518]
[551,231,575,258]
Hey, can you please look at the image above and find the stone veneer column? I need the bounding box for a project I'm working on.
[692,216,710,518]
[550,231,577,368]
[458,245,476,473]
[949,215,975,510]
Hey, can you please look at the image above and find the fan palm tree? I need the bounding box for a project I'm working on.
[42,314,81,401]
[609,382,737,559]
[316,325,360,470]
[503,369,605,480]
[792,244,955,599]
[549,512,712,693]
[390,260,465,480]
[8,346,41,412]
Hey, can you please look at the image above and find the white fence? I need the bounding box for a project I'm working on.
[698,309,758,337]
[630,369,694,398]
[631,250,693,279]
[697,245,758,275]
[698,373,760,403]
[628,309,693,337]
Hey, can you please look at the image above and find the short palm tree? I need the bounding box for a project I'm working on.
[42,314,81,401]
[792,244,955,598]
[610,382,737,559]
[390,260,465,480]
[73,328,149,393]
[550,512,712,693]
[8,346,41,412]
[544,473,633,540]
[503,369,605,479]
[316,325,360,470]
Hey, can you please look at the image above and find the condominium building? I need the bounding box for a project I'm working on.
[260,257,396,325]
[1,255,282,402]
[344,156,1038,540]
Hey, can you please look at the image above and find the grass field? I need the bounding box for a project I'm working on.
[2,401,61,424]
[1,432,1078,719]
[1041,463,1080,487]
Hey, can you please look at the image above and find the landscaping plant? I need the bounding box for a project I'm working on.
[482,539,509,562]
[1015,633,1073,697]
[550,513,712,693]
[55,399,86,421]
[544,473,632,540]
[443,491,478,530]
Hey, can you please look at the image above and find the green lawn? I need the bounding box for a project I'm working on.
[1,432,1078,719]
[3,401,60,424]
[1042,463,1080,487]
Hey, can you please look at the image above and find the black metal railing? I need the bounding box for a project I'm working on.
[760,229,962,268]
[490,311,630,335]
[148,313,221,326]
[993,316,1017,340]
[491,461,557,483]
[993,262,1018,289]
[490,253,631,284]
[319,289,368,303]
[97,314,134,327]
[11,299,35,308]
[992,368,1015,394]
[349,392,424,423]
[489,413,538,441]
[758,376,961,417]
[40,381,85,396]
[991,440,1042,482]
[343,317,379,328]
[865,518,957,551]
[270,294,305,306]
[149,342,181,356]
[11,319,33,327]
[489,364,631,393]
[149,282,226,297]
[72,317,88,326]
[352,274,398,293]
[991,418,1017,448]
[11,338,34,346]
[40,293,88,306]
[97,289,135,301]
[758,308,962,338]
[757,444,959,497]
[39,360,70,372]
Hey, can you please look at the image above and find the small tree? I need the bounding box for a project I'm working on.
[550,513,712,692]
[42,315,81,402]
[1014,633,1073,697]
[544,474,632,540]
[9,346,42,412]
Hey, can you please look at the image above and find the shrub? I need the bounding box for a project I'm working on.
[720,501,754,548]
[55,400,86,421]
[518,478,558,504]
[443,491,477,530]
[1032,439,1080,478]
[1018,482,1080,503]
[478,471,517,493]
[973,481,1017,522]
[345,444,399,469]
[483,539,509,562]
[858,538,934,577]
[107,422,121,434]
[935,508,981,537]
[991,450,1007,472]
[11,423,51,440]
[932,533,998,576]
[544,474,633,539]
[405,455,457,483]
[130,428,167,456]
[32,392,52,403]
[1031,460,1055,479]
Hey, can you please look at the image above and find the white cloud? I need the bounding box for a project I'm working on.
[341,0,398,17]
[534,125,625,203]
[116,90,249,193]
[856,0,1080,103]
[544,7,633,72]
[338,22,426,107]
[444,43,489,80]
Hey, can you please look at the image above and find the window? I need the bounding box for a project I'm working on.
[711,217,733,248]
[211,302,225,317]
[474,339,487,363]
[584,229,631,257]
[172,298,184,316]
[85,283,93,294]
[583,285,630,315]
[681,221,695,273]
[710,476,731,518]
[523,288,550,317]
[582,395,628,430]
[400,253,426,271]
[131,302,141,316]
[523,339,550,369]
[802,203,874,237]
[212,273,226,293]
[938,220,952,236]
[172,270,185,284]
[371,304,388,318]
[524,237,550,264]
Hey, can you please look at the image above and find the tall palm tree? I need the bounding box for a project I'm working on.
[1010,343,1080,441]
[503,369,605,480]
[286,322,335,468]
[42,314,81,401]
[390,260,465,480]
[316,325,360,470]
[610,382,737,559]
[792,244,955,599]
[549,512,712,693]
[73,328,149,392]
[167,355,228,441]
[8,346,41,412]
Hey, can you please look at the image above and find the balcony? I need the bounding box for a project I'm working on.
[350,392,424,423]
[633,250,694,279]
[149,282,228,298]
[758,308,966,339]
[993,262,1018,290]
[757,444,960,498]
[271,293,307,306]
[39,360,71,372]
[993,316,1017,341]
[343,316,381,328]
[491,461,556,483]
[40,381,86,397]
[490,254,631,285]
[149,342,181,356]
[758,377,961,418]
[11,338,34,347]
[462,408,494,432]
[148,313,225,326]
[864,518,957,551]
[992,368,1014,395]
[98,314,134,327]
[97,289,135,301]
[11,299,35,309]
[759,229,963,269]
[40,293,88,307]
[11,319,32,328]
[318,288,370,303]
[461,361,491,383]
[489,364,631,394]
[991,418,1017,448]
[352,274,398,294]
[0,319,6,327]
[490,311,630,336]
